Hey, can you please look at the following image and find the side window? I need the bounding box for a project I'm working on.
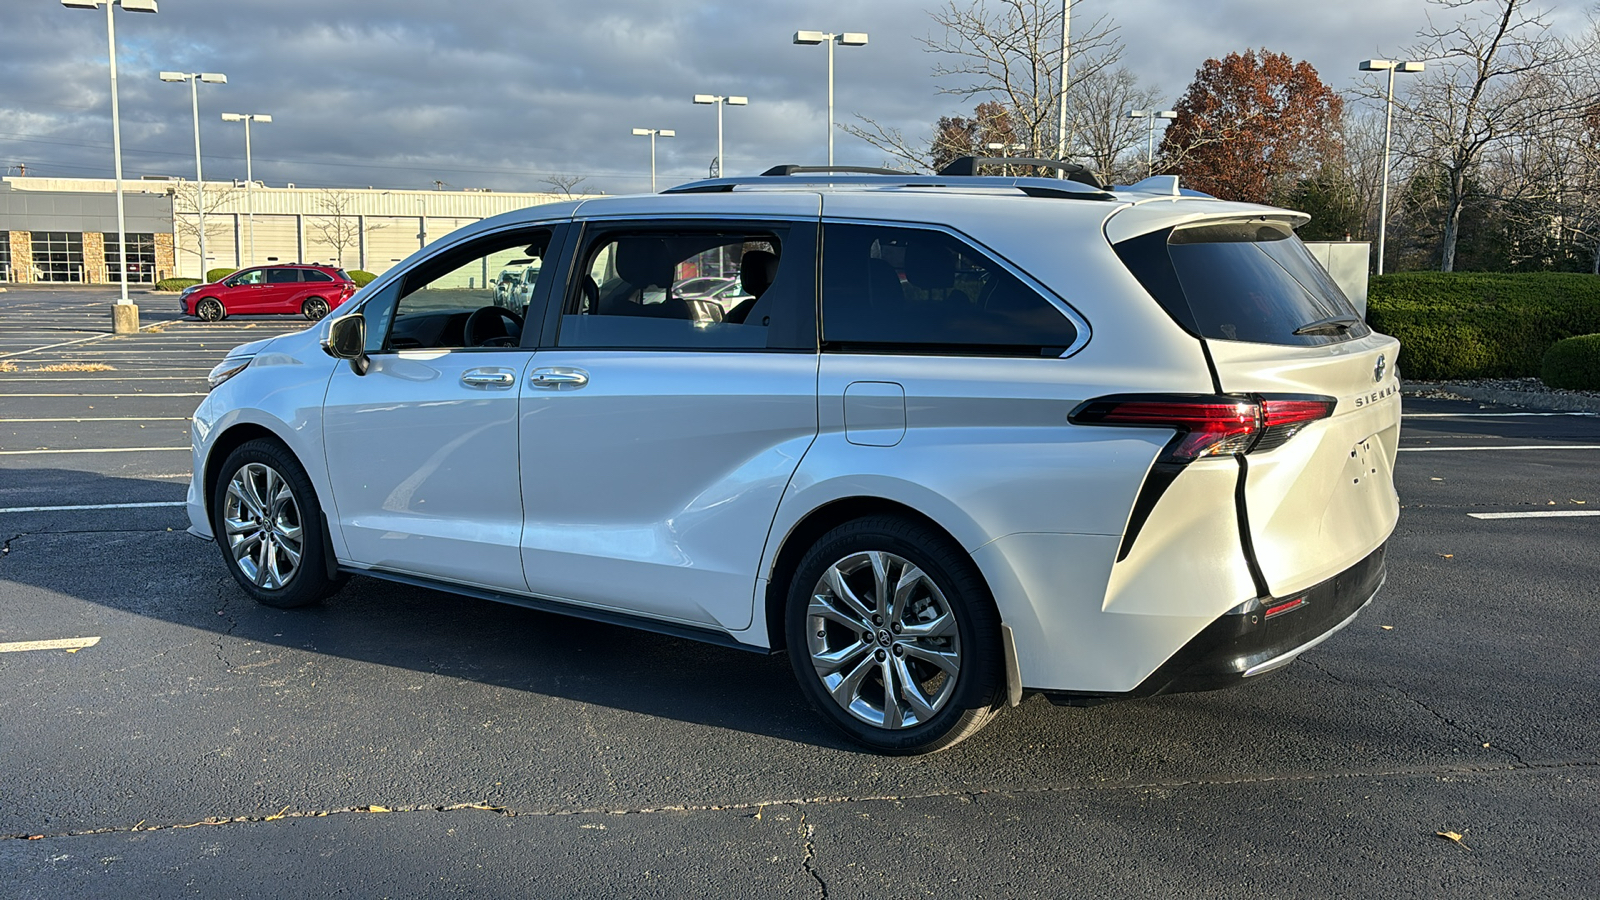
[231,269,264,286]
[557,222,815,351]
[266,268,299,284]
[382,228,552,351]
[820,223,1079,357]
[303,269,335,283]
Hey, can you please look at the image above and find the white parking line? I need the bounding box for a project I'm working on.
[0,637,101,653]
[1398,445,1600,452]
[0,447,189,455]
[1469,510,1600,520]
[1403,412,1598,418]
[0,501,185,513]
[0,334,110,359]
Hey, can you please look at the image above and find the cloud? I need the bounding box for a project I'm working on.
[0,0,1583,193]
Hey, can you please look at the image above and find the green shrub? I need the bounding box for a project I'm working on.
[1367,272,1600,380]
[1542,334,1600,390]
[348,269,377,287]
[205,267,237,283]
[154,277,200,292]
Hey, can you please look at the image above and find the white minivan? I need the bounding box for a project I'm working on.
[189,160,1400,753]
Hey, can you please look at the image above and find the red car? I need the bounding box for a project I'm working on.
[180,264,358,322]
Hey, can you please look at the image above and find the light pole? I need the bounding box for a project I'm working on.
[1360,59,1425,275]
[160,71,225,280]
[692,94,747,178]
[221,113,271,267]
[62,0,158,334]
[1126,110,1177,177]
[792,31,868,166]
[1056,0,1070,171]
[631,128,675,192]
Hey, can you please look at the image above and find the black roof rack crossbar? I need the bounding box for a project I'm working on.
[938,156,1109,190]
[762,164,908,177]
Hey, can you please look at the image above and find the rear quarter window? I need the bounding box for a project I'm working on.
[1115,221,1369,347]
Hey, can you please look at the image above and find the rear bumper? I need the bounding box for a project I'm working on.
[1044,543,1386,705]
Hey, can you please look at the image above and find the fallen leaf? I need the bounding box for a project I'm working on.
[1381,625,1395,631]
[65,648,80,654]
[26,835,42,840]
[1430,477,1444,481]
[1482,743,1490,748]
[362,805,390,813]
[1574,500,1587,505]
[1439,554,1454,559]
[1548,500,1557,506]
[1437,830,1471,850]
[264,806,290,821]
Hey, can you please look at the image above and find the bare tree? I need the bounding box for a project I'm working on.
[305,189,368,268]
[1383,0,1595,271]
[1070,66,1164,182]
[541,174,589,198]
[842,0,1124,172]
[171,181,239,273]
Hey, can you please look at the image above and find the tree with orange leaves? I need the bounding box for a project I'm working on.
[1160,49,1343,204]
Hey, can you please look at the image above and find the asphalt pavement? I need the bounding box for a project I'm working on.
[2,287,1596,898]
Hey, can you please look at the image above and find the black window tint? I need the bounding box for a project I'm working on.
[303,269,334,283]
[1120,221,1369,346]
[266,268,299,284]
[558,223,815,351]
[821,223,1077,356]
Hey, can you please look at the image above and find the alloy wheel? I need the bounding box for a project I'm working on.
[196,298,223,321]
[222,462,304,590]
[805,550,962,730]
[303,297,329,321]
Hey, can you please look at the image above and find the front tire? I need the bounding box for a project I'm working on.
[195,297,225,321]
[785,515,1004,754]
[302,297,330,321]
[212,439,340,609]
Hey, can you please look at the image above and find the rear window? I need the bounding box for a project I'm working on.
[1115,221,1369,346]
[303,269,335,283]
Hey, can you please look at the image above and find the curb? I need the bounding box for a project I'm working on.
[1404,381,1600,414]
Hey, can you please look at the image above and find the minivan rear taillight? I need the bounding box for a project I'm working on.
[1069,394,1335,463]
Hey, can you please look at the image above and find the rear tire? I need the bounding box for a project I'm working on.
[196,297,225,321]
[212,438,340,609]
[302,297,330,321]
[785,515,1005,754]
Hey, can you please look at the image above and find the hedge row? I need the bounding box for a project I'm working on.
[205,267,238,283]
[154,277,200,292]
[1366,272,1600,380]
[348,269,376,286]
[1542,334,1600,390]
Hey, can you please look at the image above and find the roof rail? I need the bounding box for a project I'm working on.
[762,164,907,177]
[664,172,1117,201]
[938,156,1109,190]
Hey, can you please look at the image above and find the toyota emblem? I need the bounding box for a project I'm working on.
[1374,354,1387,383]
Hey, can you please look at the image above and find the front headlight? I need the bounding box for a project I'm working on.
[207,355,254,390]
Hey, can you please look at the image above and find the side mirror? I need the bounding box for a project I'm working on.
[322,313,369,375]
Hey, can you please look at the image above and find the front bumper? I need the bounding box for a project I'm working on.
[1046,544,1387,705]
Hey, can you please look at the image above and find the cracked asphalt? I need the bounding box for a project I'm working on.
[2,288,1597,898]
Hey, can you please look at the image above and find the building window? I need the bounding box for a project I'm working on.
[105,232,157,284]
[0,232,10,283]
[31,232,85,283]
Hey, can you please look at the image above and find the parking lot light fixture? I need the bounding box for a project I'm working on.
[1126,109,1177,177]
[693,94,747,178]
[793,30,869,165]
[62,0,158,331]
[221,113,271,266]
[632,128,675,193]
[1360,59,1425,275]
[161,72,226,279]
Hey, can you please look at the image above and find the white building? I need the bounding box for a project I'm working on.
[1,176,583,280]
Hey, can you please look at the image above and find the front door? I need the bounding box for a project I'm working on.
[518,211,820,631]
[322,225,558,592]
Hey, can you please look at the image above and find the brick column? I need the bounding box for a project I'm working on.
[154,232,176,282]
[83,232,107,284]
[7,231,29,282]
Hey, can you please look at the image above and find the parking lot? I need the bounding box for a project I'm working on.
[2,286,1596,897]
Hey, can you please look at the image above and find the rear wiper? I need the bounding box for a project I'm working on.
[1293,315,1362,336]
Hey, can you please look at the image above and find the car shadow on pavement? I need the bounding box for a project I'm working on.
[0,468,854,751]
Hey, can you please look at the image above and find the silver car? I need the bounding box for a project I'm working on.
[189,162,1400,754]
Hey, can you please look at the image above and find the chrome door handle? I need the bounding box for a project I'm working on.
[461,370,515,388]
[530,367,589,389]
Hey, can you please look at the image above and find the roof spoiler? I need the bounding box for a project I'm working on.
[937,156,1109,190]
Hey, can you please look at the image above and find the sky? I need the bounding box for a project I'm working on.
[0,0,1591,196]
